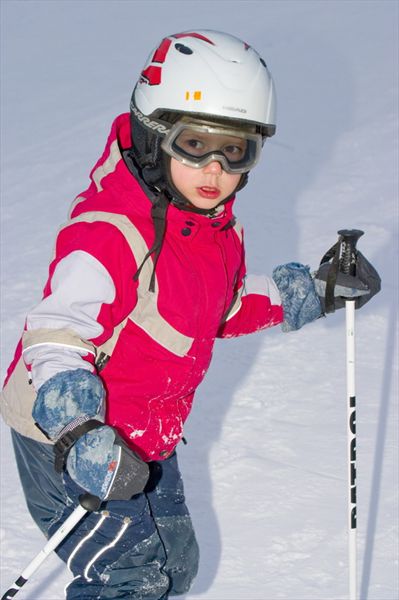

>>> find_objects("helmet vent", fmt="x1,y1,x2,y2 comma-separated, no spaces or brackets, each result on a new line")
260,58,267,68
175,43,193,55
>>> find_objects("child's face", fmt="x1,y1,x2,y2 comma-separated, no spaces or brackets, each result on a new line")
170,158,242,210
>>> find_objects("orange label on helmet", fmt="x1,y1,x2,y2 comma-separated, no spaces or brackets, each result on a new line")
185,91,202,101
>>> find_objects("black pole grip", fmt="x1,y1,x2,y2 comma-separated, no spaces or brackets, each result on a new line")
337,229,364,276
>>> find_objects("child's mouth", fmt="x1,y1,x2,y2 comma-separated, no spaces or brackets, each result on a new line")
197,186,220,200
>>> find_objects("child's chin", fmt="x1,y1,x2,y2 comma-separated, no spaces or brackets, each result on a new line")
188,195,222,210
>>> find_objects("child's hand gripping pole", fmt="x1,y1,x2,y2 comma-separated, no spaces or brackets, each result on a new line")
337,228,364,600
1,494,100,600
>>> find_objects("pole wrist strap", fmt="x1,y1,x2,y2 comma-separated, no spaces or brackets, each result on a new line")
319,237,342,314
53,419,104,473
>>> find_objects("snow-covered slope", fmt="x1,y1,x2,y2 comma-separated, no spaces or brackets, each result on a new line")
1,1,397,598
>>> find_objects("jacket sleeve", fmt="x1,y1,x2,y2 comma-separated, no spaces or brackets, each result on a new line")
22,220,138,391
217,273,284,338
217,231,284,338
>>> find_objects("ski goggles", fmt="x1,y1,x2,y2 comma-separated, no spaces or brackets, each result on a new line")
161,119,263,174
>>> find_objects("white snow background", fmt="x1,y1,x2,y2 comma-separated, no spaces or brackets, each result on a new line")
0,1,398,599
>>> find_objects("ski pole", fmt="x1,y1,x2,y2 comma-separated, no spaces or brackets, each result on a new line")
1,493,100,600
337,228,364,600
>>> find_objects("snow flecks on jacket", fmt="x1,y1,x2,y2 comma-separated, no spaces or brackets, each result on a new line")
128,428,147,440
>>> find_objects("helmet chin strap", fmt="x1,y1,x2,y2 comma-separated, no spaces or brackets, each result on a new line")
167,185,240,216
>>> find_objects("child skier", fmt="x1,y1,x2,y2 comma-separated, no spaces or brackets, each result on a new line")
1,30,380,599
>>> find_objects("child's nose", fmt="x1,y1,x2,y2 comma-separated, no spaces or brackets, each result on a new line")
203,160,223,175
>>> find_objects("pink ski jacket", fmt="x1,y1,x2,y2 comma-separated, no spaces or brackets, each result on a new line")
1,113,283,461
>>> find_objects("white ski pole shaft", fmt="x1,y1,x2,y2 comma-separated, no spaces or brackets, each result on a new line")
1,504,86,599
0,492,100,600
337,228,363,600
346,299,357,600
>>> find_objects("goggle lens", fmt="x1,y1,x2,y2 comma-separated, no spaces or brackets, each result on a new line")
161,121,262,173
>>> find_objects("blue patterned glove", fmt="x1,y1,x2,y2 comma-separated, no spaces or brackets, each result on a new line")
32,368,149,501
272,262,322,332
32,368,105,439
67,426,150,501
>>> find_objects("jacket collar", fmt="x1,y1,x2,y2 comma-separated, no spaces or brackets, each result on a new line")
87,113,237,232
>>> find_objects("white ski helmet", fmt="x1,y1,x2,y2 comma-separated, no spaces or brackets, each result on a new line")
132,29,276,137
125,31,277,287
